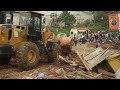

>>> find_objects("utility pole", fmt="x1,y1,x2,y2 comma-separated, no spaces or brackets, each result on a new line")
76,14,79,25
92,11,96,26
56,11,58,28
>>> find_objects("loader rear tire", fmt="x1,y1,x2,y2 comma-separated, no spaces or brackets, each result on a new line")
48,43,62,63
15,42,40,70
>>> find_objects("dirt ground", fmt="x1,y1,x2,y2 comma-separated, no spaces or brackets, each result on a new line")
0,42,118,79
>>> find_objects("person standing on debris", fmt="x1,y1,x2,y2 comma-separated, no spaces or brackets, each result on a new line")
82,35,86,44
73,34,77,46
91,32,94,42
88,33,91,43
96,40,101,48
94,32,98,42
96,37,102,48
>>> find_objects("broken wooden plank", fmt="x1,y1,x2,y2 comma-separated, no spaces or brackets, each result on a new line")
90,49,112,69
102,75,115,79
82,47,113,70
58,55,75,65
67,71,77,75
83,46,86,57
98,69,115,77
86,52,103,61
75,50,91,71
77,70,102,79
91,73,102,79
79,66,86,69
93,47,110,63
63,75,69,79
84,47,104,61
81,55,92,71
84,49,96,57
76,71,96,79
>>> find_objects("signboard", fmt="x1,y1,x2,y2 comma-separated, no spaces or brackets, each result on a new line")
109,14,119,30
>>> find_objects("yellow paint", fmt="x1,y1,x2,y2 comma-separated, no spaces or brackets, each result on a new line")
9,37,25,49
107,54,120,72
0,25,27,50
2,37,4,41
42,26,55,47
108,59,120,72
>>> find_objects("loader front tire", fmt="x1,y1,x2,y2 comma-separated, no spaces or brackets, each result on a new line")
48,43,62,63
15,42,40,70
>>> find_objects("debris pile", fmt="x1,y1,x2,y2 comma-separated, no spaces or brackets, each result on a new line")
54,47,120,79
22,47,120,79
59,50,85,67
6,45,120,79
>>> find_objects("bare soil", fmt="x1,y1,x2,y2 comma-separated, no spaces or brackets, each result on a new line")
0,42,118,79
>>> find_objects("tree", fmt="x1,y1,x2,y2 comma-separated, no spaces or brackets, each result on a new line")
57,11,76,28
50,13,58,28
50,18,58,27
91,11,120,28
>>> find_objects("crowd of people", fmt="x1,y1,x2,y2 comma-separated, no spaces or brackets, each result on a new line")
72,31,117,48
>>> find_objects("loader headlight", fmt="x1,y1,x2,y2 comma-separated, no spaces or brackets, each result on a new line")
11,46,14,50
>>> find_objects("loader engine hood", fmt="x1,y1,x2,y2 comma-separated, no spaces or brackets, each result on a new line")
0,24,27,45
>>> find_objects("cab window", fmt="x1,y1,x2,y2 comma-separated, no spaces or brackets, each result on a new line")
34,17,40,28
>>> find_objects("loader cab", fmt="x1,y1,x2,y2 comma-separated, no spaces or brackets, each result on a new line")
5,11,44,43
27,12,44,42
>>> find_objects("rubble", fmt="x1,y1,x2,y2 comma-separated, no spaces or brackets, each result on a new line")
54,46,119,79
79,47,113,71
56,68,66,76
36,72,47,79
48,68,58,75
97,69,115,79
0,42,119,79
24,77,33,79
115,68,120,79
98,69,114,77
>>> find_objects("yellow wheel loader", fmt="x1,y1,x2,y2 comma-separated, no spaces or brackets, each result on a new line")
0,11,73,70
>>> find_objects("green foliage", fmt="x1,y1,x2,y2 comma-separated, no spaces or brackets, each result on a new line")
94,11,109,28
47,26,70,36
50,18,58,28
57,11,76,28
57,28,70,36
74,11,120,33
50,13,59,28
93,11,120,28
49,11,120,38
89,25,105,31
76,75,85,79
75,20,109,32
110,30,119,36
75,20,92,27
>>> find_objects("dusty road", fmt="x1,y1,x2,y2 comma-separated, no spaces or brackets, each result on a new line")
0,43,118,79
